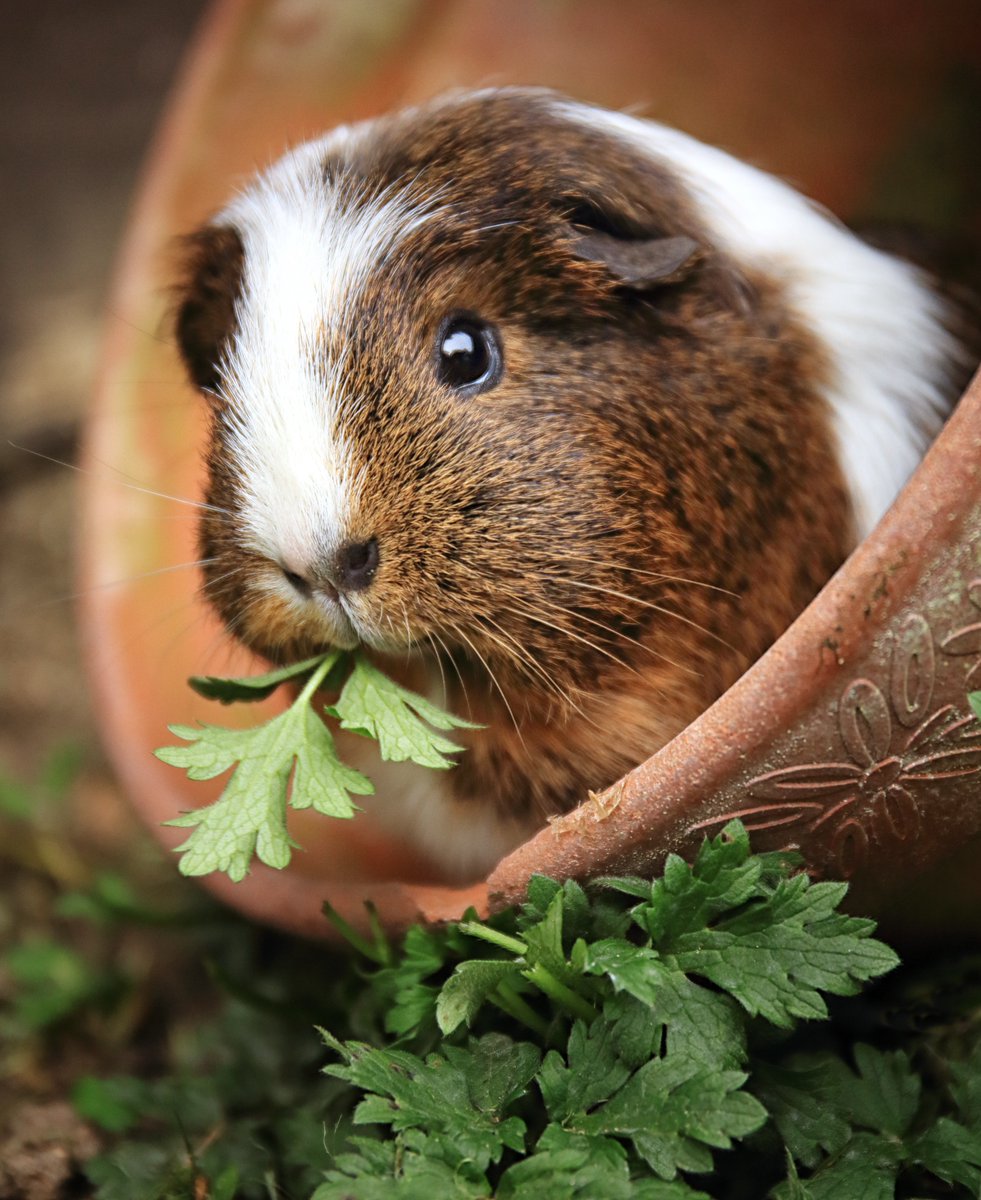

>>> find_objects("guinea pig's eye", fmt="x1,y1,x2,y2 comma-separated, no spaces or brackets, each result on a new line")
436,316,502,393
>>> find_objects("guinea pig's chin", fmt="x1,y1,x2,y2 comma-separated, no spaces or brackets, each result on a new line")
304,604,361,653
250,587,362,656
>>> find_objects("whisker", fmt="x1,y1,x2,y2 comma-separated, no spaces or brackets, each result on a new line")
556,578,736,652
500,603,640,678
448,621,524,742
104,304,175,349
475,610,589,716
7,441,231,516
30,558,217,611
500,587,694,678
399,601,416,670
424,631,449,707
428,626,473,720
555,552,739,598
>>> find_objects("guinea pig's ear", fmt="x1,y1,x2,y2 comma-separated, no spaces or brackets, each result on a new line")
562,198,700,290
173,224,244,396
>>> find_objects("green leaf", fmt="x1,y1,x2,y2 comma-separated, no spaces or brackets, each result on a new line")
72,1077,142,1134
313,1132,490,1198
209,1166,240,1200
82,1144,177,1200
381,925,444,1036
522,877,603,945
969,689,981,722
576,1055,766,1180
754,1059,853,1168
323,1033,538,1173
949,1039,981,1128
437,959,524,1034
670,875,899,1027
496,1126,634,1199
629,1183,714,1199
189,651,339,703
3,939,124,1029
793,1133,901,1200
583,940,745,1068
537,1017,632,1124
774,1151,814,1200
836,1044,920,1137
908,1116,981,1191
329,652,480,768
522,888,569,974
632,822,766,944
0,768,31,818
447,1034,541,1114
762,1043,981,1196
158,697,372,881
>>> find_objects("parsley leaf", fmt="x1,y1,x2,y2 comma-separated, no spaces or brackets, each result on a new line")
582,941,746,1069
320,823,915,1195
576,1055,766,1179
322,1031,539,1174
159,649,481,880
188,652,337,704
328,652,480,768
762,1043,981,1196
669,874,899,1027
495,1127,634,1199
158,653,373,880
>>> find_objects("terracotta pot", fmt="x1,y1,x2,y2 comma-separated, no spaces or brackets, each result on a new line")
80,0,981,943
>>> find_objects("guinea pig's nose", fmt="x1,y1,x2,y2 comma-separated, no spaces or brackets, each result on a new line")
333,537,379,593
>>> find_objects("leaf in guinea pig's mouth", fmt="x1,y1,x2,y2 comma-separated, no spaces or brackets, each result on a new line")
188,652,344,704
327,654,482,770
155,650,481,882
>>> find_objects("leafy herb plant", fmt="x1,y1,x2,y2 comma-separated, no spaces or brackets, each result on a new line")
69,820,981,1198
314,820,981,1199
155,651,478,881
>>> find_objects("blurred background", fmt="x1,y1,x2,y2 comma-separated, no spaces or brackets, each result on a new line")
1,0,206,776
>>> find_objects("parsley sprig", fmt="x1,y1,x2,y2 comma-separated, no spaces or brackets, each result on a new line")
312,822,981,1198
62,814,981,1197
155,651,479,881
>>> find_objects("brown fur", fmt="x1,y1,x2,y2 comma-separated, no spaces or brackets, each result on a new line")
174,226,244,396
179,91,861,830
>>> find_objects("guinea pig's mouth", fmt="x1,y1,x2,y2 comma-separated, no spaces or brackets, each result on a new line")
313,596,361,652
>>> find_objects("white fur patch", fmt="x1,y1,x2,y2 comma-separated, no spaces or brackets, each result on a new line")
216,130,437,573
559,100,964,540
350,744,535,880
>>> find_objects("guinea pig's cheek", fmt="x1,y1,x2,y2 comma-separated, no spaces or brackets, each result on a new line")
229,579,299,649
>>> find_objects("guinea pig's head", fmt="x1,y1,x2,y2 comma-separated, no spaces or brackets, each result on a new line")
174,89,849,712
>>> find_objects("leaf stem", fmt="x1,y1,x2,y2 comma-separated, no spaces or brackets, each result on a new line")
523,964,597,1023
297,651,344,707
364,900,392,967
458,921,527,956
322,900,387,964
489,979,550,1038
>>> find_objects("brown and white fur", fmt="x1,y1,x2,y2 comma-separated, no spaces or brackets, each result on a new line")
175,89,976,880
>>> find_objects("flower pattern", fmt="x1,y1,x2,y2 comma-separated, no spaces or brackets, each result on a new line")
940,578,981,690
687,589,981,878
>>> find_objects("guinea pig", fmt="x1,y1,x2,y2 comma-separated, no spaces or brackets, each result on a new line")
174,88,978,880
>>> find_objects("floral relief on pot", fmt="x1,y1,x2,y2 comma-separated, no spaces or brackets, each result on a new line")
686,577,981,880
